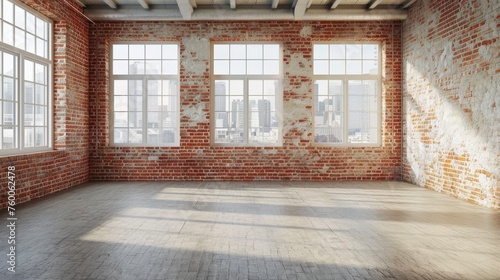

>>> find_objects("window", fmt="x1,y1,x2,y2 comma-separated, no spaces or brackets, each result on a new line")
111,43,179,146
1,0,52,155
313,43,381,145
212,43,282,146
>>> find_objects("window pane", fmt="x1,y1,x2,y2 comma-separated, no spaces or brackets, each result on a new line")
264,44,279,59
363,60,378,74
36,17,46,39
129,80,142,95
129,128,142,143
214,80,229,113
263,60,279,75
128,96,142,111
24,127,34,147
363,44,378,59
15,27,25,50
330,60,345,75
346,44,361,59
315,126,343,143
247,45,262,59
113,60,128,75
146,45,161,59
230,44,246,59
314,79,343,144
230,60,246,75
3,53,15,77
330,45,345,59
314,44,329,59
145,60,161,75
148,95,161,110
128,112,142,128
313,60,328,75
329,80,343,96
3,128,16,148
147,112,160,128
114,112,127,127
113,45,128,59
35,85,45,105
263,80,277,96
348,80,378,144
35,37,45,57
214,60,229,75
247,60,262,75
147,128,160,143
3,23,14,46
314,80,328,95
14,5,25,29
214,79,245,144
163,80,177,96
129,60,144,74
34,127,45,146
230,80,244,95
162,60,178,75
26,33,35,54
147,80,160,95
34,105,44,125
214,44,229,59
24,104,35,126
3,77,15,100
25,60,34,81
114,80,127,94
3,101,15,125
114,96,127,111
26,12,36,34
129,44,144,59
162,45,178,59
249,80,263,95
35,63,45,84
161,128,176,144
248,79,279,145
25,82,34,103
346,60,362,74
114,128,128,143
3,0,13,23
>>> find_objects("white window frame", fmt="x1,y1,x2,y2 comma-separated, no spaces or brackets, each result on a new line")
211,42,283,147
313,42,382,147
110,42,180,147
0,0,53,156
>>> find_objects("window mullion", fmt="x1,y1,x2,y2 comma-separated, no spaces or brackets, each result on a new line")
18,53,24,150
244,78,249,144
343,78,348,144
142,77,148,144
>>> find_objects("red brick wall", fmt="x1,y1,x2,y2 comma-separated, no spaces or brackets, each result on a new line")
89,21,402,181
402,0,499,209
0,0,89,209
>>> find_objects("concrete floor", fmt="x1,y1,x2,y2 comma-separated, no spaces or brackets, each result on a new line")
1,181,499,280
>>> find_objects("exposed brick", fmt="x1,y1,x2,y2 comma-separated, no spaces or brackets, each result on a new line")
402,0,499,209
88,21,402,182
6,0,496,211
0,0,89,209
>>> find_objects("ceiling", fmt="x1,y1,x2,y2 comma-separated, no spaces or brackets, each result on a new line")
76,0,417,21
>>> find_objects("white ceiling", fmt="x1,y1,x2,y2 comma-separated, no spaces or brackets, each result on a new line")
77,0,417,21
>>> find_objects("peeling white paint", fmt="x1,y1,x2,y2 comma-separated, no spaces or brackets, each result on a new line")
403,0,499,209
299,25,312,38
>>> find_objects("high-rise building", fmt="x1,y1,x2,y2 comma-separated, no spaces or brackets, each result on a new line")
231,99,244,130
258,99,271,132
215,82,229,127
